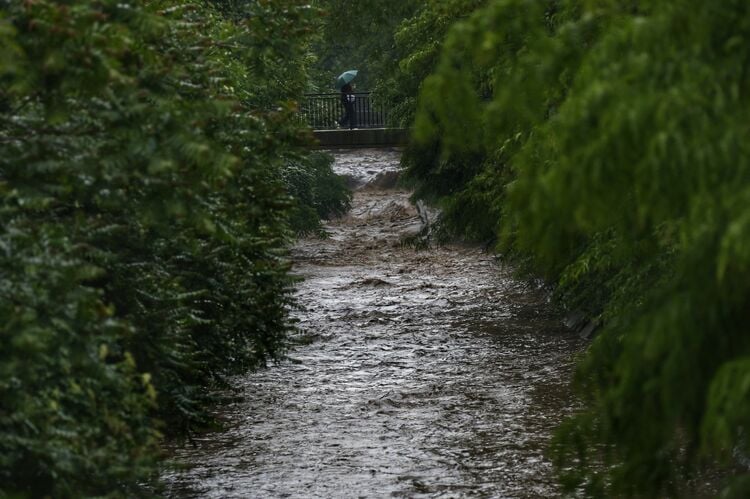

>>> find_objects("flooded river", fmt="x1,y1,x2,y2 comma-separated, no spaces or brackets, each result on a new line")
162,149,583,498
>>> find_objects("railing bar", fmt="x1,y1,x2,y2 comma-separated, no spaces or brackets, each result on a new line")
300,92,391,130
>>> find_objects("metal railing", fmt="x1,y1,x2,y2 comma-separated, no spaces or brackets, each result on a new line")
301,92,386,130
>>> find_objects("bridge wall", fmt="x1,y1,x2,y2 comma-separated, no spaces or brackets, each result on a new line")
312,128,410,149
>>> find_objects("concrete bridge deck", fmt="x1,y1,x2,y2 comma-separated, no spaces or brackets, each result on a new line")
312,128,409,149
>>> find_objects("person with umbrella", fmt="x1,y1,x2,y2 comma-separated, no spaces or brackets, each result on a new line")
336,70,357,129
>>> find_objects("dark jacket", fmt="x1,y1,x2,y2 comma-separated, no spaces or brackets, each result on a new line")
340,84,354,105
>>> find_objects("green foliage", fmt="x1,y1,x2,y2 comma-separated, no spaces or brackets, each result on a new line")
375,0,488,127
0,0,345,495
0,225,158,497
308,0,419,92
399,0,536,241
400,0,750,495
283,151,352,235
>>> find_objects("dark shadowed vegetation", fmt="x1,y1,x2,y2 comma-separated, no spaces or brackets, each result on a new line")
0,0,348,496
307,0,419,93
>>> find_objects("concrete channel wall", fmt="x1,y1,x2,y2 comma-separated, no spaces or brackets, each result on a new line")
312,128,410,149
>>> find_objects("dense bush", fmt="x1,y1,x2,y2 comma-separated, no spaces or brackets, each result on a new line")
0,0,347,495
395,0,750,495
283,151,351,235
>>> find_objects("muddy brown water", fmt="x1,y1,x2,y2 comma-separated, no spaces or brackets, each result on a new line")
161,149,584,498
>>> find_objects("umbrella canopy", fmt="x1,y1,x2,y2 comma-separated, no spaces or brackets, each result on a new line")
335,69,358,89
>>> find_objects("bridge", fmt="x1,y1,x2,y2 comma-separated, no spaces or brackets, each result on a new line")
301,92,409,148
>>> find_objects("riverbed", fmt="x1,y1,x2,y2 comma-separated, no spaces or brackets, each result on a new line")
161,148,583,498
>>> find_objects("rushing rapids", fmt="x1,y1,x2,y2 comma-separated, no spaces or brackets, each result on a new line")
162,149,583,498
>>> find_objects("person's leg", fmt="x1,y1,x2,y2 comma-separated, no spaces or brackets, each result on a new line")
346,102,355,129
338,108,348,127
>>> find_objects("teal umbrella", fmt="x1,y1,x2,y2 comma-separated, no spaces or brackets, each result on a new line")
335,69,358,89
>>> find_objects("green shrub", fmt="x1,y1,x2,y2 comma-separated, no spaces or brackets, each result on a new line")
0,0,344,495
283,151,351,235
399,0,750,495
0,224,158,496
